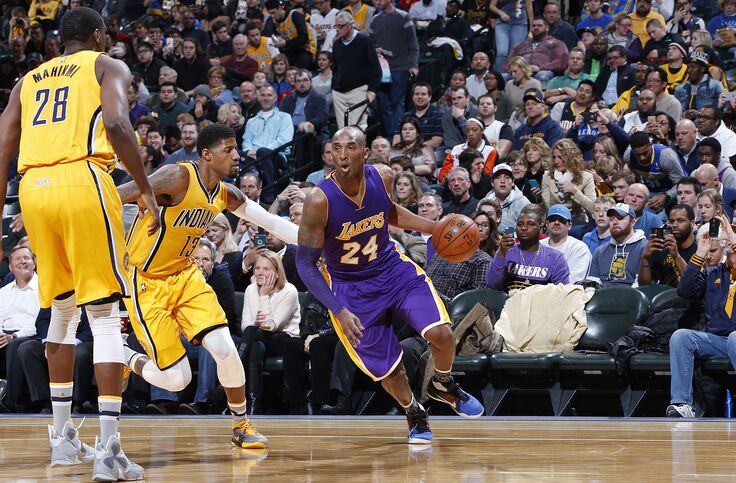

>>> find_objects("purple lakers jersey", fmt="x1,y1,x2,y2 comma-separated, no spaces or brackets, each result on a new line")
318,165,399,281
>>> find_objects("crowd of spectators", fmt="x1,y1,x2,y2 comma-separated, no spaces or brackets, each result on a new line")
4,0,736,417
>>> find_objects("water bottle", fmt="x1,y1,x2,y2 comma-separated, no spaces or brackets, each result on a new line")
726,389,733,418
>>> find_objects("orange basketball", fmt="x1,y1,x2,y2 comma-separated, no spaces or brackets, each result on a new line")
431,214,480,263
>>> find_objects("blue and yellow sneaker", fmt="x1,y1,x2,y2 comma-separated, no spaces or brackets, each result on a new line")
427,376,483,418
232,419,268,449
406,403,432,444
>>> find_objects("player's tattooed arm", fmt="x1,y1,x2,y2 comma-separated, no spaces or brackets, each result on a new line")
118,164,188,205
298,189,328,248
375,158,436,235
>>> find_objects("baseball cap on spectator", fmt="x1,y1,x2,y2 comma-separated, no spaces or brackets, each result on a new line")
522,89,545,104
688,50,710,68
491,163,513,179
546,205,572,222
192,84,212,100
576,26,595,38
607,203,636,218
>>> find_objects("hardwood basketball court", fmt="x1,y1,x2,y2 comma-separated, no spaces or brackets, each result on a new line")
1,416,735,481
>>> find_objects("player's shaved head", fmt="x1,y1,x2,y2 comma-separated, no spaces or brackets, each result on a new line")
61,7,105,43
332,126,366,148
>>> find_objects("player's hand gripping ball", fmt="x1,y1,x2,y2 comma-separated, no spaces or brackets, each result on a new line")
432,214,480,262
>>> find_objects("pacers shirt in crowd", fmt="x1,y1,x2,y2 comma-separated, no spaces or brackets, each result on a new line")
487,244,570,292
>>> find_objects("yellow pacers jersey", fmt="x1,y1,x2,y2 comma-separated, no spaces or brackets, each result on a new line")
277,10,316,57
127,162,228,276
248,37,274,72
18,50,115,174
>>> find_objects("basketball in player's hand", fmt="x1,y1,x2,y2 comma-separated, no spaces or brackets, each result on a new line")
432,214,480,263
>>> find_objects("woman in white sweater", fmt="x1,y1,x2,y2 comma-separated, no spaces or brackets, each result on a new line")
240,250,301,414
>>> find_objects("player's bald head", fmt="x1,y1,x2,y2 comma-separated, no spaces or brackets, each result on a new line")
332,126,366,148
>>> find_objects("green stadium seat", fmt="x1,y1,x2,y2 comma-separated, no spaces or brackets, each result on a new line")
6,182,18,203
638,284,675,303
650,288,679,308
555,286,650,416
448,288,507,323
447,289,507,415
627,352,670,416
234,291,244,320
2,216,12,235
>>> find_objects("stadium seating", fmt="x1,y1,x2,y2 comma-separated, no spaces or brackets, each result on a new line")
447,289,507,413
638,284,676,303
555,287,650,416
650,288,679,308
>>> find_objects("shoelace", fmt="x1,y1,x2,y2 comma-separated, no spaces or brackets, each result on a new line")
406,407,430,433
236,420,260,434
445,381,469,402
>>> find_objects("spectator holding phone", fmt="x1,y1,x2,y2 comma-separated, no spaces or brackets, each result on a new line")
695,188,725,229
638,203,698,287
487,204,570,292
521,138,552,202
205,213,244,289
667,214,736,419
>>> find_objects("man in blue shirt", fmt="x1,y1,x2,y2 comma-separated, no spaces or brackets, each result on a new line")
242,85,294,204
576,0,613,34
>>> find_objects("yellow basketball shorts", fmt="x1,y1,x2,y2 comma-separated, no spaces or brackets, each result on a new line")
20,161,130,308
125,264,228,370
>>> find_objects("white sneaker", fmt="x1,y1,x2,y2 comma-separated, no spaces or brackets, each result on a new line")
92,434,144,482
666,403,695,418
49,420,95,466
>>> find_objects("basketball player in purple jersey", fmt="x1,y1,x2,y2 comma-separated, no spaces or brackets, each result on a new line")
296,127,483,444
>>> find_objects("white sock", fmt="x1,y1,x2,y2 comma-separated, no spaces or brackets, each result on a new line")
50,382,73,435
98,396,121,447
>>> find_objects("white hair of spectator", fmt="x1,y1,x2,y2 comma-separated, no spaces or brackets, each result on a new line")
160,66,178,81
448,166,470,180
335,10,355,25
